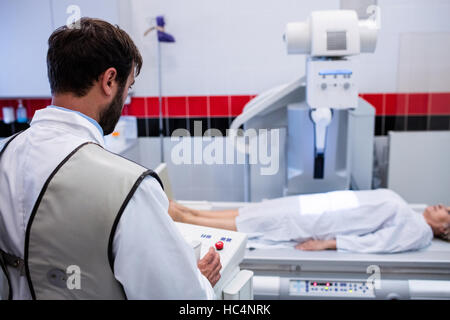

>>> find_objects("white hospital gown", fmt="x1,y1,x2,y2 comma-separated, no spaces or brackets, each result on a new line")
236,189,433,253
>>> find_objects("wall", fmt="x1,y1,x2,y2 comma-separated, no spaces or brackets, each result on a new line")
1,0,449,202
387,131,450,205
0,0,120,135
0,0,119,98
0,0,54,97
1,0,449,138
119,0,450,136
119,0,339,97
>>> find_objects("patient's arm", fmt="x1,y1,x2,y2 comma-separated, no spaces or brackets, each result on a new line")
295,239,337,251
168,200,238,231
169,201,239,220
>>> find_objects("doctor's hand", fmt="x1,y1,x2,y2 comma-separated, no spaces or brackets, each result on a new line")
295,239,337,251
198,247,222,287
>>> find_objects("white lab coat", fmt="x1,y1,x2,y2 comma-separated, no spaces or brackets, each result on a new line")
0,106,214,300
236,189,433,253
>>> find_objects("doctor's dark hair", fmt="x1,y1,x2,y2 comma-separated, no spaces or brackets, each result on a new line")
47,17,142,97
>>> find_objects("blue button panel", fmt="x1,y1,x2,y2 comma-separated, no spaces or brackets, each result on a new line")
318,69,353,76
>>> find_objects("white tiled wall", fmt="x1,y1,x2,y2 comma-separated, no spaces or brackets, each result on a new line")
365,0,450,93
0,0,120,98
0,0,54,97
119,0,340,97
118,0,450,96
2,0,450,97
397,33,450,92
387,131,450,204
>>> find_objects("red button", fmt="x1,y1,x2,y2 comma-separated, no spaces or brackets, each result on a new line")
215,241,224,250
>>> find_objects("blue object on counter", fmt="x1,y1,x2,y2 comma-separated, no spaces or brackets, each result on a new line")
16,100,28,123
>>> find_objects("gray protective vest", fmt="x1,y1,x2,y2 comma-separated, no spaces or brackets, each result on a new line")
0,133,163,300
0,132,24,300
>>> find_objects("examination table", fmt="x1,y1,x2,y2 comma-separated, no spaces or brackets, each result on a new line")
180,200,450,300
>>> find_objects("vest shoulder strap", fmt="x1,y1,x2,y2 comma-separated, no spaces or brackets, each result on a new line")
0,130,26,158
0,130,27,300
0,250,12,300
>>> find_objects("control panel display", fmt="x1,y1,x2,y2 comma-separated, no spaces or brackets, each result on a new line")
289,280,375,298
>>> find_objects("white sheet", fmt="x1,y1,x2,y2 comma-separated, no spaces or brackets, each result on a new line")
236,189,434,254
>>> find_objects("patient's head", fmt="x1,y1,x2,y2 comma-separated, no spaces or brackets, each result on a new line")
423,205,450,241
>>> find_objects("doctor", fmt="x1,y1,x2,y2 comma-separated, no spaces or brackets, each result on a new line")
0,18,220,300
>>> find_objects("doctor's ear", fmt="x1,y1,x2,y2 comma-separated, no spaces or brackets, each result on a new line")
100,68,118,96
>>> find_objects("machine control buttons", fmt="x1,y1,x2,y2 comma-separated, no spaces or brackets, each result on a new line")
318,69,353,76
321,83,327,90
343,82,350,90
215,241,224,250
289,280,375,297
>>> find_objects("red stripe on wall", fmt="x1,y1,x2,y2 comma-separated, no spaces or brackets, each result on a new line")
1,93,450,120
431,93,450,114
384,93,408,116
408,93,430,115
188,96,208,117
0,99,52,120
359,93,385,115
209,96,230,117
359,92,450,116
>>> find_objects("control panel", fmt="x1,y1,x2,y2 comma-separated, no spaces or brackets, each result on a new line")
289,280,375,298
175,222,248,279
306,58,358,110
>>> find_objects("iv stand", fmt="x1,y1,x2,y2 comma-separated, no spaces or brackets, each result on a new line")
156,37,165,163
144,16,175,164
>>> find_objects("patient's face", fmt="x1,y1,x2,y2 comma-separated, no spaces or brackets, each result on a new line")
424,205,450,235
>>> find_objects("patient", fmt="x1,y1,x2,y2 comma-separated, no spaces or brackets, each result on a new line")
168,189,450,254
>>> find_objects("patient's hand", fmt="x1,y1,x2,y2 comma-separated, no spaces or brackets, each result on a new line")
295,239,337,251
